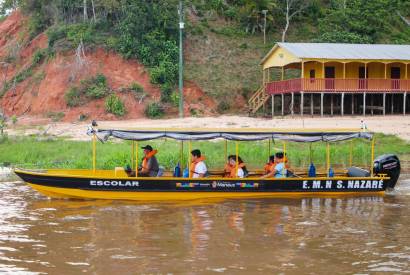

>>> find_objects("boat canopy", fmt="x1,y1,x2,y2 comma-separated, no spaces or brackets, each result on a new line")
94,128,373,142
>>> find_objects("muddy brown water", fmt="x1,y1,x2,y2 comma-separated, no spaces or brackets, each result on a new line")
1,175,410,274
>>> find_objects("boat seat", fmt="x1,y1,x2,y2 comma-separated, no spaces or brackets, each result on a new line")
115,167,128,177
347,167,370,177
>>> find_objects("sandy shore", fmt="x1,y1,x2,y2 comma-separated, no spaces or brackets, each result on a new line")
6,115,410,141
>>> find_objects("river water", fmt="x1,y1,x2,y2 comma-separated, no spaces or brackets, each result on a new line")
1,176,410,274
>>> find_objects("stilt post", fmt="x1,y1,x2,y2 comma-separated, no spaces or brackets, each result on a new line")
310,93,313,116
351,94,354,115
330,94,334,116
363,93,366,116
271,95,274,118
383,93,386,116
391,94,394,114
404,92,407,115
291,92,294,117
320,93,324,117
281,94,284,117
341,93,344,116
301,92,304,116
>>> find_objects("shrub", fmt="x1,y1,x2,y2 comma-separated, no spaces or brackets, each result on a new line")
47,112,65,122
47,25,68,48
66,23,95,45
130,82,144,94
65,87,82,107
170,91,180,108
105,94,125,116
217,101,230,113
160,83,173,103
82,74,109,99
11,115,17,125
144,102,164,119
32,49,47,65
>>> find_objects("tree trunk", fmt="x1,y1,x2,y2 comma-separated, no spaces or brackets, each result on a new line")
282,0,290,42
91,0,96,22
83,0,88,21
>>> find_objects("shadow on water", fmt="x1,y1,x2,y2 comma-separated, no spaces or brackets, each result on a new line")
0,175,410,273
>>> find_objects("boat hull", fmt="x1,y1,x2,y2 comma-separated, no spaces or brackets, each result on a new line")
15,169,389,201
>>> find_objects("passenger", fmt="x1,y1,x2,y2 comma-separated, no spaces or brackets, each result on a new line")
190,149,207,178
225,155,248,178
261,152,287,178
263,155,276,175
139,145,159,177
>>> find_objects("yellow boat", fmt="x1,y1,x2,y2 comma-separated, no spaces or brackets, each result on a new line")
14,124,401,201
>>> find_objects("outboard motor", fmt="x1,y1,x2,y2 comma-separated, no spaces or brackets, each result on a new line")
373,154,401,189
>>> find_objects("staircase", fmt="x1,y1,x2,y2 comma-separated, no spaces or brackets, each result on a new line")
248,86,270,114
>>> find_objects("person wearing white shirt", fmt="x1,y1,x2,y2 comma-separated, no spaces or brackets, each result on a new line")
190,149,207,178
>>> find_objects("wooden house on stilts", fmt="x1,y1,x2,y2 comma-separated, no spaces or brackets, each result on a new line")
249,43,410,116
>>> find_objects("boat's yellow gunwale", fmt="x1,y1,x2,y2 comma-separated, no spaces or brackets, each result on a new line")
15,168,390,181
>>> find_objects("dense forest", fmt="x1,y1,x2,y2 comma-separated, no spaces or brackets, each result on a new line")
1,0,410,116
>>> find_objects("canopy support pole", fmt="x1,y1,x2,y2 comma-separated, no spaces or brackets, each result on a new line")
268,139,271,160
349,140,353,167
326,142,330,176
224,140,228,161
188,141,192,178
283,141,286,177
235,141,239,178
92,133,96,173
371,137,375,176
180,141,184,169
135,141,138,177
131,141,135,170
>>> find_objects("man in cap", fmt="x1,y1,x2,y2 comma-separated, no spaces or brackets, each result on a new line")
139,145,159,177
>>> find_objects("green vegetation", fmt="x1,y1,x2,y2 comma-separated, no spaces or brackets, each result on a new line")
0,134,409,172
1,0,409,113
46,111,65,122
64,73,110,107
105,94,125,116
144,102,164,119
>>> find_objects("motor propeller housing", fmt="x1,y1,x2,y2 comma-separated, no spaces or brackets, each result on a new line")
373,154,401,189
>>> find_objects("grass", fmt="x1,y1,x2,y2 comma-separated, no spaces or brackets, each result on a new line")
0,133,409,172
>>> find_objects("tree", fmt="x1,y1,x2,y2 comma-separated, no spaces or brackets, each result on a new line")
280,0,310,42
238,0,276,34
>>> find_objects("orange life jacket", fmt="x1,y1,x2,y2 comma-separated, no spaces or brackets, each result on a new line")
142,150,158,170
190,156,206,175
264,163,276,174
225,162,246,178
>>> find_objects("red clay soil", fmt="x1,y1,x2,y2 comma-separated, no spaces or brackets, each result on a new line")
0,11,215,122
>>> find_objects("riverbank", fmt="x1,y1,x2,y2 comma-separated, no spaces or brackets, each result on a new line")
6,115,410,141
